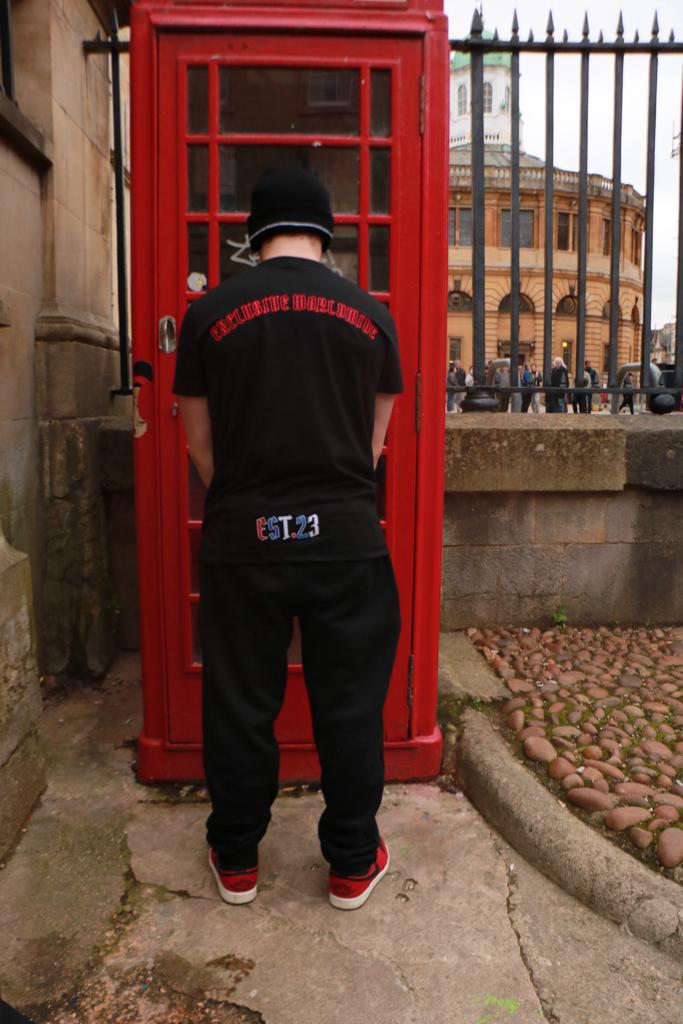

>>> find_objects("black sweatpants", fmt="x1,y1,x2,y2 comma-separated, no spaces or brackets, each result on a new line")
199,555,401,875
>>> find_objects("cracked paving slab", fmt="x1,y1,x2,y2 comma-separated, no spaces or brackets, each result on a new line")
121,785,545,1024
0,675,144,1008
493,834,683,1024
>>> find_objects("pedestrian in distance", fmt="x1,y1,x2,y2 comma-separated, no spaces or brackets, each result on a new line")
619,371,635,414
173,167,402,912
453,360,466,411
520,362,535,413
494,361,511,412
571,370,587,415
548,357,569,413
530,362,542,413
584,360,599,413
446,362,457,412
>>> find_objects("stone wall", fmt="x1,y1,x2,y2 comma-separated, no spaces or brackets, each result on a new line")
442,416,683,629
4,0,131,676
0,528,45,861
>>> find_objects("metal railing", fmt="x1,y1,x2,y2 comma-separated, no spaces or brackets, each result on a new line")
450,9,683,413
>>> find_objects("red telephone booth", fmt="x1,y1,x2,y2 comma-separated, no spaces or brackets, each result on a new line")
131,0,448,782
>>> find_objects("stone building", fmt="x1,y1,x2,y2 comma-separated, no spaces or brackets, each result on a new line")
0,0,131,858
652,320,676,364
447,49,645,381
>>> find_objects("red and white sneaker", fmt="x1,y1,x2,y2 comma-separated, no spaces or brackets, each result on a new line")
328,838,390,911
208,849,258,905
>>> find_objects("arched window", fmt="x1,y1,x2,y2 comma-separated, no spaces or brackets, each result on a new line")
602,300,622,320
457,84,467,117
498,292,534,313
556,295,577,316
448,289,473,311
504,86,510,109
631,300,640,326
483,82,493,114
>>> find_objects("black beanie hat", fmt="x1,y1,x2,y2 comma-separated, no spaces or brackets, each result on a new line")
247,167,334,252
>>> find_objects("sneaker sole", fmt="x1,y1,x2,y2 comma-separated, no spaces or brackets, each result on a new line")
208,851,257,905
328,846,390,911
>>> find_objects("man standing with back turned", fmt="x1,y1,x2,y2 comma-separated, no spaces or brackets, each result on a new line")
172,167,403,911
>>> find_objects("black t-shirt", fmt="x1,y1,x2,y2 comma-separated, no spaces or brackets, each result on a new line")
172,256,403,563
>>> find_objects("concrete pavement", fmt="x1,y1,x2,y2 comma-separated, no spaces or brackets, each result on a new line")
0,654,682,1023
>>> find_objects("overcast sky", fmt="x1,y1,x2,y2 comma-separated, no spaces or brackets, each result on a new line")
445,1,683,328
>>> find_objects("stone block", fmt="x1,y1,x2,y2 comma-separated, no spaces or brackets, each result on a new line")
438,631,507,701
39,419,116,676
36,338,118,420
99,420,134,492
604,490,639,544
0,730,45,862
52,5,86,130
84,50,111,156
53,202,86,310
441,590,560,630
625,416,683,490
533,493,607,545
443,492,534,546
601,488,683,545
560,541,683,624
107,506,140,651
0,161,42,297
560,543,628,621
0,417,39,517
84,225,113,321
0,291,41,423
84,136,110,239
12,0,54,136
0,529,45,860
442,543,564,600
445,415,626,492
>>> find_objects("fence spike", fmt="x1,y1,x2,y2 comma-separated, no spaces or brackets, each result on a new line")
512,9,519,36
582,12,590,38
546,11,555,36
634,28,640,43
528,28,534,42
563,29,568,42
470,7,483,35
493,28,499,42
598,30,604,43
617,11,624,37
651,12,659,38
669,29,675,42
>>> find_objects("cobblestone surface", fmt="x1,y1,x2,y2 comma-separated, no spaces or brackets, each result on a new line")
469,624,683,878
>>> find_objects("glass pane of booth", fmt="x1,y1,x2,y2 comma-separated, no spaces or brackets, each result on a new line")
187,145,208,211
370,148,391,214
220,223,258,282
219,67,360,136
325,224,358,283
187,223,208,291
370,70,391,138
370,225,390,292
187,67,209,134
219,145,359,213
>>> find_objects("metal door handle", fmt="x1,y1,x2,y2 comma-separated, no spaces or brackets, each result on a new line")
158,315,176,354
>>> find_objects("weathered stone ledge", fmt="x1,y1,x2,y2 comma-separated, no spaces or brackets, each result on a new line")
445,414,683,492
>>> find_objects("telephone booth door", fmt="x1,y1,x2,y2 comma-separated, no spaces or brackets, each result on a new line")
133,7,447,783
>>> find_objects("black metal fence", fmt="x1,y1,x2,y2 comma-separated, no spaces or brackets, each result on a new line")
449,9,683,413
